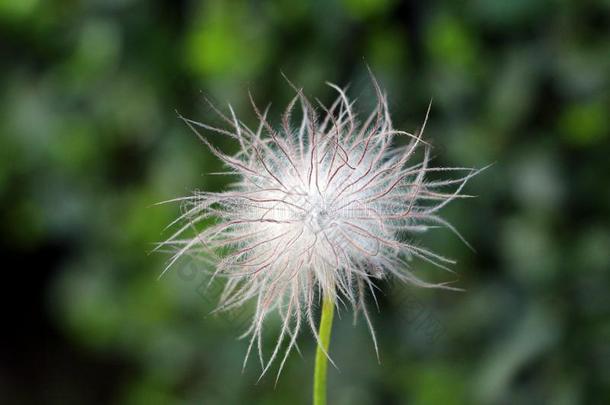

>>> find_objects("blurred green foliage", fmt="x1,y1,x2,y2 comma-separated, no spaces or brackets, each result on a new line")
1,0,609,404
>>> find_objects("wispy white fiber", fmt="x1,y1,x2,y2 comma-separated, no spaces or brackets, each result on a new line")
159,73,482,379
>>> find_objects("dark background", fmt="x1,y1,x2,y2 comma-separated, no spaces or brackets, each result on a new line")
1,0,609,404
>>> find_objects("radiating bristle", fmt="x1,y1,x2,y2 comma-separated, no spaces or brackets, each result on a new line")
161,75,480,379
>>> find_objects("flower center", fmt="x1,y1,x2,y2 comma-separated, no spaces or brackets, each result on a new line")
304,202,332,235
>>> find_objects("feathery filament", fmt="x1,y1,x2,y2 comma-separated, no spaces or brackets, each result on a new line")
161,75,480,379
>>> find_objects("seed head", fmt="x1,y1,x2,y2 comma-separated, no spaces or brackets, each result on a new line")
160,74,481,379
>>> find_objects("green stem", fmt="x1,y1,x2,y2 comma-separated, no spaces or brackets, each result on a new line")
313,296,335,405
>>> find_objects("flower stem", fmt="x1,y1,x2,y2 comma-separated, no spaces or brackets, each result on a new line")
313,296,334,405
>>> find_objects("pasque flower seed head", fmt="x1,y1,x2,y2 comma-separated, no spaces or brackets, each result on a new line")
160,74,482,379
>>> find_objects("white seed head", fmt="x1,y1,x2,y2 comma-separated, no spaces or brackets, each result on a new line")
160,74,481,379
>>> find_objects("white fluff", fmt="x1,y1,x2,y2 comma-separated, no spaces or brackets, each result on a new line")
160,74,481,379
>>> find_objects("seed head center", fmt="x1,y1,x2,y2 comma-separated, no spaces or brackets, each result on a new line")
304,201,332,234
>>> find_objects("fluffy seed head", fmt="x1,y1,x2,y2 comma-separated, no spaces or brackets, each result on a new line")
160,74,481,379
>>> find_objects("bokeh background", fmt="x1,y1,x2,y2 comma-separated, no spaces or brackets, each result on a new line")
2,0,609,404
